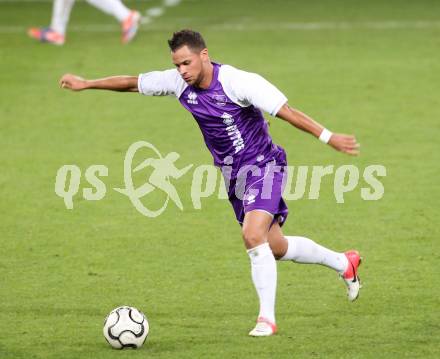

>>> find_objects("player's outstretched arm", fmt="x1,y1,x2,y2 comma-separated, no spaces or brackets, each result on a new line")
59,74,139,92
276,103,360,156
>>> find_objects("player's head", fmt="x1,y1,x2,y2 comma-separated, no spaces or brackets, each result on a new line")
168,29,209,87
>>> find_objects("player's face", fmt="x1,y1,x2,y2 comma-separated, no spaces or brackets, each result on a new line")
172,45,208,87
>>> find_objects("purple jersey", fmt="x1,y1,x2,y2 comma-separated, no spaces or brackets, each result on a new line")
138,63,288,178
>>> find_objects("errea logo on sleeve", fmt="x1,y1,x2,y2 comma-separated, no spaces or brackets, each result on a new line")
187,91,198,104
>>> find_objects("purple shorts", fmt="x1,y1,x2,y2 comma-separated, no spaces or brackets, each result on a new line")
225,151,289,226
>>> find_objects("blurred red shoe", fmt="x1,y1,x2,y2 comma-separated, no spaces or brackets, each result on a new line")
28,27,65,45
121,10,141,44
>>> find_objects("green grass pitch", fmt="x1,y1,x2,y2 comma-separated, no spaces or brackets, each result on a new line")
1,0,439,358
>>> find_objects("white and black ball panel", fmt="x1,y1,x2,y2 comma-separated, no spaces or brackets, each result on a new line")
103,306,149,349
129,307,145,323
119,331,138,347
110,308,143,337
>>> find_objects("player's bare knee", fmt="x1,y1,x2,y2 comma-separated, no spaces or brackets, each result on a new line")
242,228,265,249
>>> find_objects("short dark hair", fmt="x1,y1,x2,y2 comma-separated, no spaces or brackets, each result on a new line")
168,29,206,52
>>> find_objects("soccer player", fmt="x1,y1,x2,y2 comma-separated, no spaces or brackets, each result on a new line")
28,0,140,45
59,29,362,337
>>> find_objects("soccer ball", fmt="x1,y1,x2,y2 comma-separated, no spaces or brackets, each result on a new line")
103,306,149,349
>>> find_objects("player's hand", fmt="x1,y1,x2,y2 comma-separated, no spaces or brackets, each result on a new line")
59,73,87,91
328,134,360,156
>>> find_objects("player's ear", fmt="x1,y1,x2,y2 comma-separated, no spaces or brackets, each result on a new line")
200,48,209,60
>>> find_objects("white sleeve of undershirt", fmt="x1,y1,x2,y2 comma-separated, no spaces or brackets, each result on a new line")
218,64,288,116
137,69,188,97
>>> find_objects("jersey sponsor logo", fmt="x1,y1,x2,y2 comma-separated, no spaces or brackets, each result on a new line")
221,112,245,154
187,91,198,105
221,112,234,126
212,94,227,106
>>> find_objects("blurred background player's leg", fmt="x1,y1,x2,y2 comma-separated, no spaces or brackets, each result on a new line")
51,0,75,36
28,0,75,45
86,0,129,22
28,0,140,45
85,0,140,43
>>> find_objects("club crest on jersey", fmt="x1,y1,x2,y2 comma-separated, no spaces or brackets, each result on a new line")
212,94,227,106
221,112,234,126
187,91,198,105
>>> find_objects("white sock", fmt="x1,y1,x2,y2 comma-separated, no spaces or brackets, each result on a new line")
280,236,348,273
247,242,277,324
50,0,76,35
86,0,131,22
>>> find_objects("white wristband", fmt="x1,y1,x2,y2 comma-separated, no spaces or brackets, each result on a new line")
319,128,333,144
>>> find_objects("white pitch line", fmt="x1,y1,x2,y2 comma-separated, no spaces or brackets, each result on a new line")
218,20,440,31
163,0,181,6
1,20,440,34
146,7,165,17
142,0,181,25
